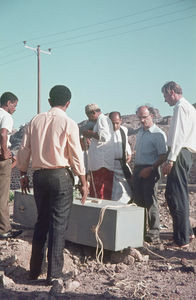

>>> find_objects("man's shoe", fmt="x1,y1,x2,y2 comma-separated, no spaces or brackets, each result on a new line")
166,242,189,250
0,229,23,240
145,235,161,245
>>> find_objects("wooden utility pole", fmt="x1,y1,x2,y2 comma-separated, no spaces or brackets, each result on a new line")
23,42,51,114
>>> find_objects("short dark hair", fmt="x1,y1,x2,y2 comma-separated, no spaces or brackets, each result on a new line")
161,81,182,95
49,85,71,107
109,111,121,119
0,92,18,107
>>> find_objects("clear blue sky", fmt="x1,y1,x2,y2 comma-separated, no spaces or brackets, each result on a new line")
0,0,196,129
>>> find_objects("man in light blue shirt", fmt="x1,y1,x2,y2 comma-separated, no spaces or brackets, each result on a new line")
133,106,167,244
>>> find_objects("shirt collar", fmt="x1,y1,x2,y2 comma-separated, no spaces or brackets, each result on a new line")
49,107,67,116
142,123,156,133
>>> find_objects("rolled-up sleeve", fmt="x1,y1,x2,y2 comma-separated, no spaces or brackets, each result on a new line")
67,122,85,176
97,116,112,142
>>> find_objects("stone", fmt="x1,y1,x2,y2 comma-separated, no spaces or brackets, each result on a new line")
0,272,15,288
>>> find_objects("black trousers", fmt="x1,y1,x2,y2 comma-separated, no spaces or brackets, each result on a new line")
30,168,73,279
132,165,160,237
165,148,193,246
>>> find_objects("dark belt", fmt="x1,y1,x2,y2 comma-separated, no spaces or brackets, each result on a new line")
34,167,74,185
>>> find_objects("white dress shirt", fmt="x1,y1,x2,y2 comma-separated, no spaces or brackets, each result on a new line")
87,113,114,171
167,97,196,161
114,126,132,160
112,126,132,203
0,108,13,147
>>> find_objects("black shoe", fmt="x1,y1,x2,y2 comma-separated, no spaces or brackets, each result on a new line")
46,277,59,285
145,235,161,245
0,229,23,240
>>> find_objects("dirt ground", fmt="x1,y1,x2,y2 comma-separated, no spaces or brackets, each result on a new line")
0,188,195,300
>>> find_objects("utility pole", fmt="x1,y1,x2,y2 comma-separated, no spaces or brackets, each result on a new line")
23,41,51,114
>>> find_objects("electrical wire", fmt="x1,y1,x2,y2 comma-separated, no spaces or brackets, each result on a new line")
0,53,35,67
26,0,185,43
52,13,196,50
40,5,195,47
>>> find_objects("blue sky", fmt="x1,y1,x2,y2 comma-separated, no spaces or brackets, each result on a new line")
0,0,196,129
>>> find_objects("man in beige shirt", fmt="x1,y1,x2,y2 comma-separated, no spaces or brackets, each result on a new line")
17,85,88,284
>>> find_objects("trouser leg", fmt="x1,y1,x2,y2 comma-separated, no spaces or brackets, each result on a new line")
90,168,113,200
165,149,192,246
133,166,160,237
30,168,73,279
0,159,12,234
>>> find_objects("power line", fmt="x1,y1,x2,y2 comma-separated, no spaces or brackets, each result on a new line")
0,1,192,61
52,13,196,50
0,53,34,66
40,5,195,47
0,49,27,60
20,0,185,43
0,9,194,66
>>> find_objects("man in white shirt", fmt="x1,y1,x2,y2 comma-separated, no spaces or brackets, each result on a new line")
109,111,132,203
162,81,196,249
0,92,22,239
82,104,114,200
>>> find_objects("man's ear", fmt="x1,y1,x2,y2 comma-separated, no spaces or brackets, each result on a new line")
48,98,52,106
65,100,70,110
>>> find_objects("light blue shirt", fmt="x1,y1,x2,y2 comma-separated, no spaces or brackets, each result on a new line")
134,124,167,165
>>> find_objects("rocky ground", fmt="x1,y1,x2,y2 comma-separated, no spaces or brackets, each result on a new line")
0,188,196,300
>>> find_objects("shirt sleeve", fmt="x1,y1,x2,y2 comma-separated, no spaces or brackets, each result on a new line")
0,114,13,133
16,124,31,172
67,122,85,176
168,105,188,161
97,116,112,142
124,127,132,155
155,132,167,155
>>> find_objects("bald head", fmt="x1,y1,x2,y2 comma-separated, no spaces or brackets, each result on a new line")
109,111,122,131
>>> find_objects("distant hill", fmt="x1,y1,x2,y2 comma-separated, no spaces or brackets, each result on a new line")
11,108,170,152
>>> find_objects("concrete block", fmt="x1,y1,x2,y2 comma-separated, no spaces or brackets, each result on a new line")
66,198,144,251
13,191,144,251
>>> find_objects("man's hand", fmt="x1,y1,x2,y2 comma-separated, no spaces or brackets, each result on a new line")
139,166,153,179
1,149,12,160
11,155,17,168
162,161,174,176
20,175,30,195
82,130,99,140
126,155,131,164
78,182,89,205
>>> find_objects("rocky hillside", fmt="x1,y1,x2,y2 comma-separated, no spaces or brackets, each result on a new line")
10,108,196,189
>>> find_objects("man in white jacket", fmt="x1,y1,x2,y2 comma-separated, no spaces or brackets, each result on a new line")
82,104,114,200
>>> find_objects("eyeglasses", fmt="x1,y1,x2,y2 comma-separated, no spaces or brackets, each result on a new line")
137,114,150,120
88,110,96,115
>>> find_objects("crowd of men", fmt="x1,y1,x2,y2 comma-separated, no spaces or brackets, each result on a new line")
0,81,196,285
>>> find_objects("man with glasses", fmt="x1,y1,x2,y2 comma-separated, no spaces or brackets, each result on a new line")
82,104,114,200
162,81,196,249
132,106,167,244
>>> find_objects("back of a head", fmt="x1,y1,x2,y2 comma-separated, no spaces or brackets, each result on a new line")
49,85,71,107
161,81,182,95
109,111,121,120
0,92,18,107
